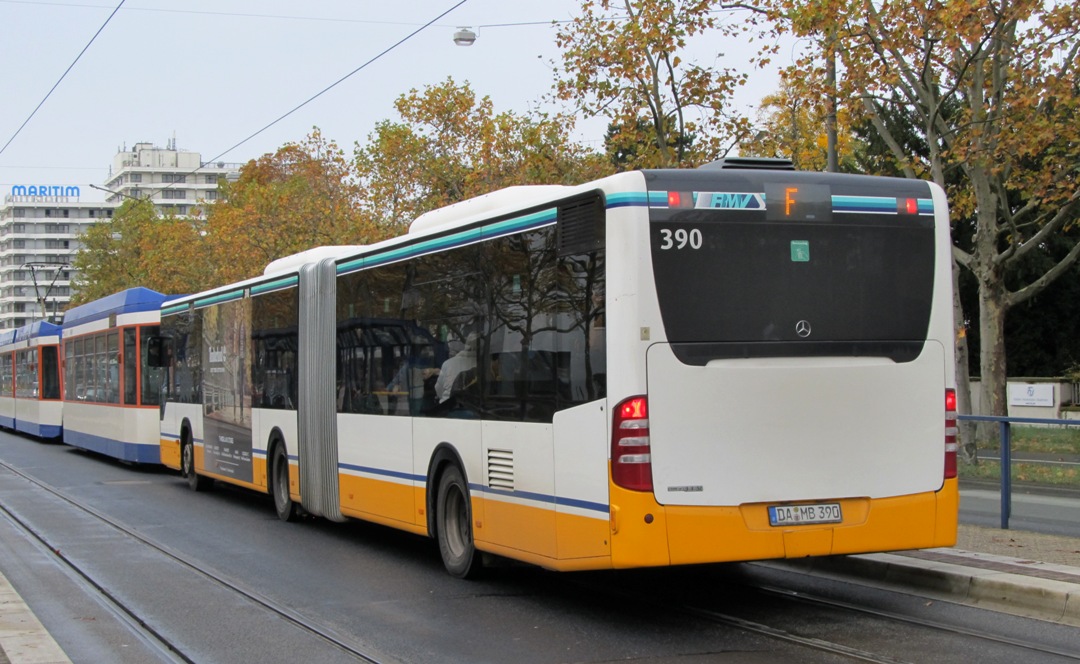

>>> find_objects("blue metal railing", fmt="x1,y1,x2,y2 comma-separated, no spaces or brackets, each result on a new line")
958,414,1080,529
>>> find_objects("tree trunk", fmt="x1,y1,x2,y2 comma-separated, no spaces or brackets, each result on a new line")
977,277,1010,448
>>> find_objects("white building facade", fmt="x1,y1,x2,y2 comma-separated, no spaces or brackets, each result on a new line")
102,141,241,217
0,141,244,330
0,186,115,329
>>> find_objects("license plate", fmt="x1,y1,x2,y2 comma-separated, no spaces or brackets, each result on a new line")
768,502,842,526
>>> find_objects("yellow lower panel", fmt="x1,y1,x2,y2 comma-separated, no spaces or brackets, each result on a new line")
339,473,415,525
612,478,959,567
252,456,268,491
556,511,611,560
160,439,181,471
477,496,557,559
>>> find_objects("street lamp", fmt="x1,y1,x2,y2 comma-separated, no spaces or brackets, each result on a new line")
453,27,476,46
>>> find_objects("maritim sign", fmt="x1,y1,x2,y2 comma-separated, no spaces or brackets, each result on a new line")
8,185,81,202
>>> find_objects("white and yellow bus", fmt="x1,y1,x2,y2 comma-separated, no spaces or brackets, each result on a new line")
158,161,958,577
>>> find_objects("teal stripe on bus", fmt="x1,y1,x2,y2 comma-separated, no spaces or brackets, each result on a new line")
251,275,299,295
194,289,245,309
337,208,558,276
161,304,188,316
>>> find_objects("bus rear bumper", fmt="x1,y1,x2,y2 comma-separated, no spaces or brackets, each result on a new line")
610,479,959,568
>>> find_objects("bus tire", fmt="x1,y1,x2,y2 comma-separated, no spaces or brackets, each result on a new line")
182,433,211,492
271,443,299,522
435,465,482,579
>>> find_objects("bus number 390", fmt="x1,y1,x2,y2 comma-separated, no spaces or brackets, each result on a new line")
659,228,703,250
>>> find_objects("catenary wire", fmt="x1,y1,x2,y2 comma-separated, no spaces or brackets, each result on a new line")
0,0,126,159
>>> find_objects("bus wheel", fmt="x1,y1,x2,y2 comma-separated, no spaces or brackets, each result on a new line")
182,435,211,492
271,444,299,522
436,465,482,579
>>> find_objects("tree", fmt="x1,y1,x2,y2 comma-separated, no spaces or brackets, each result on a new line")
203,129,376,284
70,199,206,304
761,0,1080,454
554,0,770,168
354,78,609,232
739,71,860,171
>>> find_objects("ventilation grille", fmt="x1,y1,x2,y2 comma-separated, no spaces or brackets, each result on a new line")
698,157,796,171
557,194,605,257
487,449,514,491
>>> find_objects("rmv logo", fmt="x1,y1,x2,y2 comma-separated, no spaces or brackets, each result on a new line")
10,185,81,197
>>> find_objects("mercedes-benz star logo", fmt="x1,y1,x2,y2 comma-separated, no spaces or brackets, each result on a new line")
795,320,812,338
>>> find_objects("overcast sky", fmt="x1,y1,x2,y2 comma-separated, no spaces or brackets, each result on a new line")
0,0,783,202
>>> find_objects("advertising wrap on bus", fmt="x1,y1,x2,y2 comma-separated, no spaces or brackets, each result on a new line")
200,297,254,483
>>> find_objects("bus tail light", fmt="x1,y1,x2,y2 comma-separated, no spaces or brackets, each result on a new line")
612,396,653,492
944,389,958,479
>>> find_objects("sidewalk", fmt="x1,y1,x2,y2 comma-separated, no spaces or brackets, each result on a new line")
1,525,1078,663
0,571,70,664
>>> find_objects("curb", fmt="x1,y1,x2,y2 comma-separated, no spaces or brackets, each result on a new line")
0,572,71,664
764,550,1080,626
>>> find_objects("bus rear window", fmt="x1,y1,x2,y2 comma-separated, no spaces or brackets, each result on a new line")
649,207,935,363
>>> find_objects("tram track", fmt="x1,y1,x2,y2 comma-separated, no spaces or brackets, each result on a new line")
565,562,1080,664
751,580,1080,661
0,458,387,664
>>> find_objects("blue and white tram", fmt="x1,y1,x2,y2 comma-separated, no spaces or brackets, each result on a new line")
0,321,63,439
61,288,174,462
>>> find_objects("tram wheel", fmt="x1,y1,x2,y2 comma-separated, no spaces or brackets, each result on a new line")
436,465,483,579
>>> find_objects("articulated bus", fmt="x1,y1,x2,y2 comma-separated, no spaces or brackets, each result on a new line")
62,288,174,463
0,321,63,439
158,161,957,576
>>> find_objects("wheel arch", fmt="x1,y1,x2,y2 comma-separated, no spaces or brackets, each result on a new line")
425,442,469,539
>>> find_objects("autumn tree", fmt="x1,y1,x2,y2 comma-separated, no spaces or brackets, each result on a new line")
204,129,375,284
739,71,860,171
70,199,206,304
554,0,771,168
759,0,1080,454
354,78,609,232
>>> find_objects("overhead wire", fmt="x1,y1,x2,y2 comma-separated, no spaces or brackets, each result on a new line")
106,0,471,204
200,0,469,167
0,0,126,159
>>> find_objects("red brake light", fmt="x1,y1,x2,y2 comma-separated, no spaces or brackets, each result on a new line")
668,191,681,208
612,396,652,492
944,389,957,479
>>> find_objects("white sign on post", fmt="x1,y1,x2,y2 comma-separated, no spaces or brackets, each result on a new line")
1007,383,1055,407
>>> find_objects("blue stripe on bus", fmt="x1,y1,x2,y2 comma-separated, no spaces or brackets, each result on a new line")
336,463,608,514
64,429,162,463
251,276,299,295
475,484,609,514
339,462,423,483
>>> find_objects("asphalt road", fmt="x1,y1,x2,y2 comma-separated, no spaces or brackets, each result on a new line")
2,432,1077,664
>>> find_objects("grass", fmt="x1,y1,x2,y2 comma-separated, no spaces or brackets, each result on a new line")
960,460,1080,487
976,425,1080,455
959,425,1080,488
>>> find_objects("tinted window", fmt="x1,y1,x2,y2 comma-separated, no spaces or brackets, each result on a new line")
647,173,935,363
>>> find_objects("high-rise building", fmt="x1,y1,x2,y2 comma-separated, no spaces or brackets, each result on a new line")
101,141,242,216
0,140,244,330
0,186,115,329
